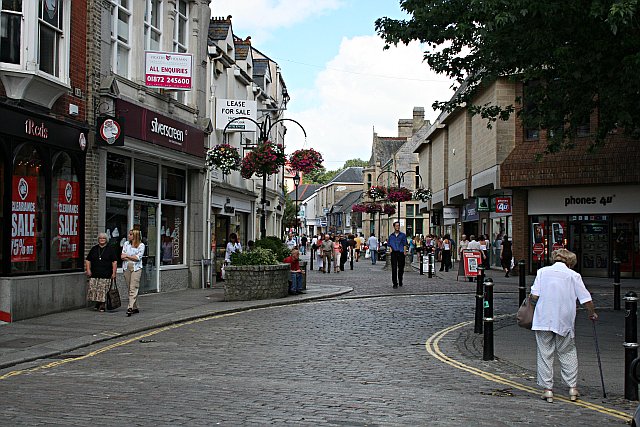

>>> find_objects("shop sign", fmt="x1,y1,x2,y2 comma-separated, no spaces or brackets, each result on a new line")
215,99,258,131
528,185,640,214
116,99,205,157
493,196,512,213
462,250,483,277
476,197,490,212
144,51,192,90
11,176,38,262
56,181,80,258
96,116,124,146
462,199,479,222
443,207,459,219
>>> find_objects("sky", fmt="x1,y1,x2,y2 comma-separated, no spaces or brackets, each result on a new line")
212,0,455,170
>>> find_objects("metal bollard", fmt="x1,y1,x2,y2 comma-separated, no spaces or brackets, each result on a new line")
625,291,639,400
428,251,434,278
614,258,621,310
420,250,424,275
350,248,354,270
310,248,314,271
474,266,485,334
518,260,526,306
483,277,495,361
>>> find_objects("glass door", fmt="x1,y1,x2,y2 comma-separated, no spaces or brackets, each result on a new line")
133,200,159,293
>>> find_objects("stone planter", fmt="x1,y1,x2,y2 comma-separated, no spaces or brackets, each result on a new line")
223,264,290,301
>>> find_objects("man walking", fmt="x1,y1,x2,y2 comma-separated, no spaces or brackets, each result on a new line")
388,221,408,288
321,234,334,273
367,232,379,265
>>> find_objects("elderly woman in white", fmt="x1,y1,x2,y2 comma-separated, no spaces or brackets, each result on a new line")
530,248,598,403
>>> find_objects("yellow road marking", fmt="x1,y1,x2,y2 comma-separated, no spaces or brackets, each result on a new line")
425,320,632,422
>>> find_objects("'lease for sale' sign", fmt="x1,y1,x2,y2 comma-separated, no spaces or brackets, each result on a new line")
11,176,38,262
57,181,80,258
144,51,192,90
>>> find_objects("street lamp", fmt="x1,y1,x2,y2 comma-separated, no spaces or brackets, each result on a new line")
377,169,425,225
293,171,301,239
223,116,306,240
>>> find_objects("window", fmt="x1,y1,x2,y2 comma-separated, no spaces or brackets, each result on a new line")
160,205,184,265
109,0,131,77
38,0,63,76
0,146,4,266
173,0,188,104
105,198,129,267
50,152,81,270
106,153,130,194
367,174,372,190
134,160,158,198
415,166,420,188
407,204,414,217
1,0,22,64
144,0,162,51
162,166,185,201
12,144,46,273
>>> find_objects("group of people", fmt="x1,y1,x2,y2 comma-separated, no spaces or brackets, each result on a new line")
85,229,145,317
458,234,513,277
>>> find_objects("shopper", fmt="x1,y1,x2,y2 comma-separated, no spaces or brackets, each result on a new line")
121,229,146,317
501,234,513,277
283,248,305,295
367,232,379,265
321,234,334,273
85,232,118,312
388,221,407,288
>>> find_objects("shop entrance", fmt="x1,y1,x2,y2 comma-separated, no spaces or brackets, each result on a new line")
133,201,158,293
569,221,609,277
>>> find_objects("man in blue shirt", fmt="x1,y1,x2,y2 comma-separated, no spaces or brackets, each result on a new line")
388,221,408,288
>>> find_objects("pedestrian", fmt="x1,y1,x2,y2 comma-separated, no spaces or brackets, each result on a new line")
285,233,297,251
121,229,145,317
367,232,379,265
283,248,305,295
333,235,342,273
314,234,323,271
479,234,490,269
467,235,483,282
408,235,416,263
388,221,408,288
500,234,513,277
321,234,334,273
85,232,117,312
493,233,503,267
300,234,307,255
354,233,363,262
225,232,242,264
530,248,598,403
439,234,452,272
338,234,350,271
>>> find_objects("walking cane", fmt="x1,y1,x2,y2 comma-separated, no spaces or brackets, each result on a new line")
592,319,607,398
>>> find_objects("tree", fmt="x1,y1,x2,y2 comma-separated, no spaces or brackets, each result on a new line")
303,159,368,184
376,0,640,153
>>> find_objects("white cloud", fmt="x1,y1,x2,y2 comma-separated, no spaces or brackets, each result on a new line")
284,35,455,168
212,0,342,41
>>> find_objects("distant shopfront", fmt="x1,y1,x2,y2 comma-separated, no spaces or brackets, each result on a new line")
528,185,640,277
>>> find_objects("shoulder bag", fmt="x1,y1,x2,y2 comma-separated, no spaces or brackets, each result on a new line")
106,279,122,310
516,296,534,329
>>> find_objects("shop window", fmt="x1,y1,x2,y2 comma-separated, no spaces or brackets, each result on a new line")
162,166,185,201
160,205,184,265
406,204,414,217
0,0,22,64
406,220,414,237
50,152,81,270
106,153,130,194
0,148,4,270
134,160,158,198
415,218,424,235
11,143,46,273
105,198,129,267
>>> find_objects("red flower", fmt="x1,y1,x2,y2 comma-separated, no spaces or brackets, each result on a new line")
288,148,324,174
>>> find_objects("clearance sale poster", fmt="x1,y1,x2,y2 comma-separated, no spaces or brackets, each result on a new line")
11,176,38,262
57,181,80,258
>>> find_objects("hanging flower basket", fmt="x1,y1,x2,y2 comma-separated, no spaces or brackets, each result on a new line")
351,203,367,213
205,143,241,174
367,185,387,200
413,187,433,202
386,187,413,202
383,203,396,216
365,202,383,214
240,140,286,179
288,148,324,174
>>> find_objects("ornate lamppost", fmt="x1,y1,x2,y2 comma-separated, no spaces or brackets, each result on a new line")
293,171,301,239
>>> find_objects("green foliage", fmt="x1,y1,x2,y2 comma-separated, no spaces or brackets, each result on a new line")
254,236,291,261
375,0,640,153
282,192,298,228
303,158,368,184
230,247,279,265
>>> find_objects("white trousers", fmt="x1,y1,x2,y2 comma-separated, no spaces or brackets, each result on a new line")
535,330,579,389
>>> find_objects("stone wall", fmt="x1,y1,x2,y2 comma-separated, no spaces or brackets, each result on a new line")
223,264,290,301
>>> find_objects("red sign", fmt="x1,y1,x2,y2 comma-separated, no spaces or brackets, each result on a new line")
11,176,38,262
463,250,483,277
552,242,564,252
495,197,512,213
57,181,80,258
533,242,545,258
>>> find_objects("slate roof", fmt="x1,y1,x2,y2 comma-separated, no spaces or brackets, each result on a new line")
208,17,231,45
332,190,364,214
369,137,407,167
329,167,364,184
252,59,269,90
234,37,251,61
287,184,321,201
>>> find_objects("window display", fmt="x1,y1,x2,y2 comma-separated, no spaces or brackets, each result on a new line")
160,205,184,265
50,152,81,270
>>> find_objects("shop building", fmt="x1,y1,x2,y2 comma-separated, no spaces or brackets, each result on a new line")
0,0,90,321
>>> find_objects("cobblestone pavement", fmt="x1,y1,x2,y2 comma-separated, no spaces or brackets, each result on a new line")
0,254,638,425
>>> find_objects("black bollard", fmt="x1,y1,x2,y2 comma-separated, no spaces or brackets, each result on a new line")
350,248,354,270
428,250,434,278
518,260,526,306
310,248,314,271
474,266,485,334
625,291,639,400
420,249,424,275
483,277,495,361
614,258,621,310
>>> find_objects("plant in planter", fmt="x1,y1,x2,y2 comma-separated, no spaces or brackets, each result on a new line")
387,186,413,202
205,143,241,174
367,185,387,200
240,140,286,179
288,148,324,174
230,247,278,265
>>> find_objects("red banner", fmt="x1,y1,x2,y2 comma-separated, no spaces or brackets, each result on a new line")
11,176,38,262
463,250,483,277
57,181,80,258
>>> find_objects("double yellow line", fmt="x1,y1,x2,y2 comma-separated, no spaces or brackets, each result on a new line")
425,320,632,421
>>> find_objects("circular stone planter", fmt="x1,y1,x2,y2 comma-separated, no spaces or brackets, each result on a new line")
223,263,290,301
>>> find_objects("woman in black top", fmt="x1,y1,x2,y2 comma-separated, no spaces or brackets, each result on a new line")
85,232,117,312
500,234,513,277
